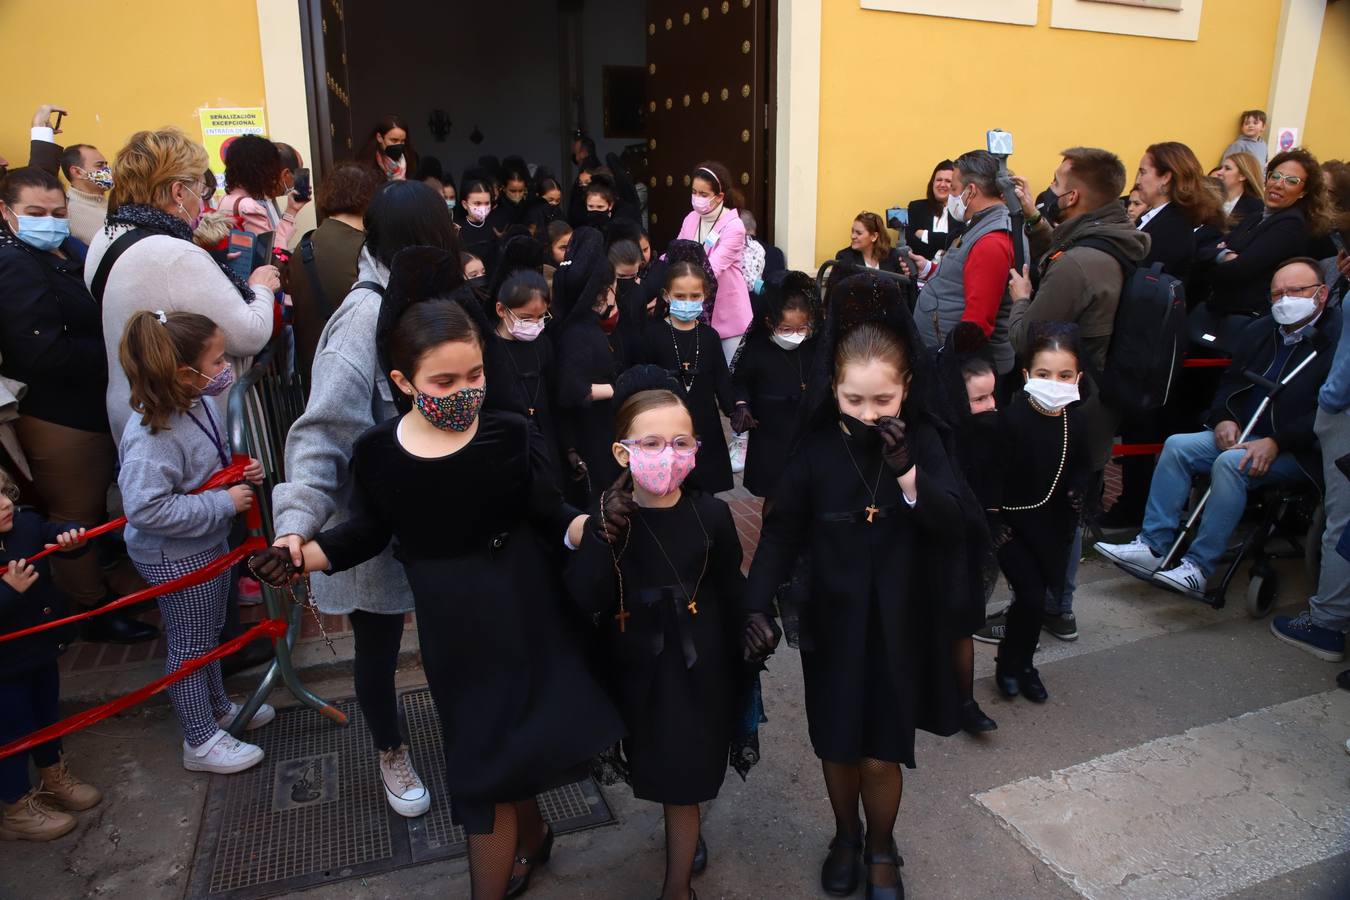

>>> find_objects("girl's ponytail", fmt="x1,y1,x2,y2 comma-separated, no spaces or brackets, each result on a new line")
119,310,221,434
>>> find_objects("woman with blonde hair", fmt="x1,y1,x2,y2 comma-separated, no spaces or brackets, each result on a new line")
1216,151,1265,223
835,211,906,274
85,128,278,440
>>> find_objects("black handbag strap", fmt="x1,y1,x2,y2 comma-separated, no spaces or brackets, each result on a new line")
297,231,334,318
90,227,154,304
352,280,385,295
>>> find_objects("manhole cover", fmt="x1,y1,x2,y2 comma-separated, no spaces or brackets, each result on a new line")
188,689,614,899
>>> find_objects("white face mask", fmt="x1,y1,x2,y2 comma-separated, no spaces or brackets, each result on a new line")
467,203,490,224
771,332,807,351
1024,378,1080,412
1270,293,1319,326
946,188,968,223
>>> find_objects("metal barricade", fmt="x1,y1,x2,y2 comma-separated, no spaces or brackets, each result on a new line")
225,344,346,731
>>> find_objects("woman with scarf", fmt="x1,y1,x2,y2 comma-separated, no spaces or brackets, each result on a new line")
85,128,278,442
359,115,418,182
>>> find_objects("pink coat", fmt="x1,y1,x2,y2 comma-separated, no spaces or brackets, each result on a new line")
219,188,297,250
676,207,751,340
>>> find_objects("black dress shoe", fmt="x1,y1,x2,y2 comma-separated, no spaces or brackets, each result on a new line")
994,670,1020,698
1017,668,1048,703
692,833,708,876
821,834,862,896
506,824,553,898
863,850,905,900
80,611,159,645
960,699,998,734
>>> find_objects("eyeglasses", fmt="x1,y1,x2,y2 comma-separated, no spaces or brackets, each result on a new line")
1266,171,1304,186
621,435,701,457
1268,284,1322,303
774,325,813,337
507,308,552,324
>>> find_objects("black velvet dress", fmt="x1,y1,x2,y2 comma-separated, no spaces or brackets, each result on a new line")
557,317,623,502
566,492,748,803
314,411,625,833
639,319,735,494
731,332,818,498
745,420,963,766
499,336,564,475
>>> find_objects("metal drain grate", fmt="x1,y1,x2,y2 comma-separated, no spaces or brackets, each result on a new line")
402,688,612,862
188,689,614,899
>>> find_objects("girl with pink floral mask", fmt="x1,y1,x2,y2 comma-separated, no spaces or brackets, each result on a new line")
567,364,766,900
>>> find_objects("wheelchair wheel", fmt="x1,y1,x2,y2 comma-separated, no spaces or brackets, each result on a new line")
1245,571,1278,618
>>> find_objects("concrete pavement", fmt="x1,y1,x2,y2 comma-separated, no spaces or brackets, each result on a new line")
1,556,1347,900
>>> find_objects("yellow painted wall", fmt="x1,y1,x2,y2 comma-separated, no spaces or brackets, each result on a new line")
1304,0,1350,157
814,0,1284,264
0,1,265,175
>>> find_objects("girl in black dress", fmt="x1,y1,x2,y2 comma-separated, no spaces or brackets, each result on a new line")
730,270,821,503
742,271,986,900
250,254,624,899
637,262,735,494
567,365,753,900
993,325,1092,705
455,177,498,275
555,227,625,502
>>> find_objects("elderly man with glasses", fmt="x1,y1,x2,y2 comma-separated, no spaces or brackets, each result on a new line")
1096,257,1341,597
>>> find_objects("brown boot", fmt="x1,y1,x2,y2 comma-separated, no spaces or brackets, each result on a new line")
38,758,103,812
0,789,77,841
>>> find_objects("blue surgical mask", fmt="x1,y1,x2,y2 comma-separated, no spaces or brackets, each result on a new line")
668,298,704,322
11,215,69,252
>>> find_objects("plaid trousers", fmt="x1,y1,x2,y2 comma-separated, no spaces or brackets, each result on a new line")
133,544,233,747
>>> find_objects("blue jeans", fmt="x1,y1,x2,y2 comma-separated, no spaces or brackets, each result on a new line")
1140,431,1306,576
1045,526,1081,616
1311,409,1350,631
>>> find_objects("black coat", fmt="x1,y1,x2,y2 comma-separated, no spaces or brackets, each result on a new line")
0,510,84,679
557,317,624,501
744,419,966,765
732,331,818,498
1204,206,1310,316
454,214,500,274
566,491,748,804
1140,202,1198,282
498,335,564,475
1230,193,1264,226
314,411,624,826
834,246,906,275
905,199,965,258
637,319,736,494
1203,307,1342,482
0,233,108,433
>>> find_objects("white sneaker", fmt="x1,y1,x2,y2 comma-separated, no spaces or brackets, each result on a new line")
379,746,430,817
1153,559,1207,596
1093,538,1163,576
183,729,264,774
217,701,276,731
729,433,748,474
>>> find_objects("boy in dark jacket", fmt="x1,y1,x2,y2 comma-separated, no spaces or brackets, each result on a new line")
0,468,101,842
1095,259,1339,597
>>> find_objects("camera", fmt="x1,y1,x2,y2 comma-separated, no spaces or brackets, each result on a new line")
987,129,1014,157
886,206,909,230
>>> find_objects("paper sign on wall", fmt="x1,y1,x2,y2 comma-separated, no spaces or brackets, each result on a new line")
1276,127,1299,153
198,108,268,195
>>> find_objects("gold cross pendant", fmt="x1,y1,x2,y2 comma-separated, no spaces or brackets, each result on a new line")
687,599,699,615
865,505,879,524
615,608,630,633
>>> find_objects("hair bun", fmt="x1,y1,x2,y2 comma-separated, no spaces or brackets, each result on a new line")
612,364,688,411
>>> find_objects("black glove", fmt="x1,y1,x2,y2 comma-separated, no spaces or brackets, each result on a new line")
247,547,298,587
565,449,589,483
987,513,1014,550
1066,487,1085,515
730,404,758,434
594,469,635,545
876,416,913,475
742,611,782,662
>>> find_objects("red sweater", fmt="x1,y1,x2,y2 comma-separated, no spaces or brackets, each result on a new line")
960,230,1014,336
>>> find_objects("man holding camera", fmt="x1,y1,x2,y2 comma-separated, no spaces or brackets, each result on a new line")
912,150,1019,374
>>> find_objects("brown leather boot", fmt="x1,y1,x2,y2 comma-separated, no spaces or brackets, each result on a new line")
0,789,77,841
38,758,103,811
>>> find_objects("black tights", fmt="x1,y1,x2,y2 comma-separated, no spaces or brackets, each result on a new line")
660,803,700,900
822,759,903,887
348,610,405,751
468,802,517,899
952,636,974,703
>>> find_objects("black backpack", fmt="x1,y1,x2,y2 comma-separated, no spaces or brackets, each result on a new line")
1074,237,1186,415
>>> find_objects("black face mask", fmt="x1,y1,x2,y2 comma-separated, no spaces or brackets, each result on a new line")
467,275,488,293
583,210,612,229
839,413,881,448
1043,187,1068,227
383,143,406,162
967,409,999,434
